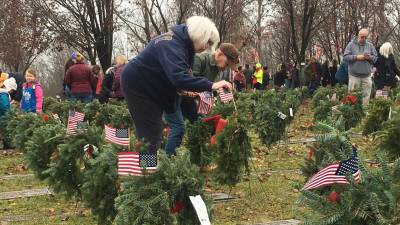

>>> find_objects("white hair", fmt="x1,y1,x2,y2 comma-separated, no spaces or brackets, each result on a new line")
379,42,394,59
186,16,220,51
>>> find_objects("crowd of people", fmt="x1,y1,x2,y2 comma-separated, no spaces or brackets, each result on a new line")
230,29,399,105
63,53,127,104
0,16,398,156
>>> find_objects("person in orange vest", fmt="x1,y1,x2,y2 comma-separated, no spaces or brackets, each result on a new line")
253,63,263,90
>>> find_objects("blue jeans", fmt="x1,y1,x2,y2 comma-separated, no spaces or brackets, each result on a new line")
164,104,185,156
70,93,93,103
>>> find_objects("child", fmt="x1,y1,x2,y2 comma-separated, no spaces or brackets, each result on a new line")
21,69,43,113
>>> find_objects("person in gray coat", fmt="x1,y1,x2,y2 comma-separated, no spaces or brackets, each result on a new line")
343,28,378,104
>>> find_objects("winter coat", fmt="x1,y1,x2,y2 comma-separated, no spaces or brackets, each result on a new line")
274,70,287,87
192,53,220,81
233,71,246,87
329,65,338,85
343,38,378,77
94,72,103,95
112,64,126,98
254,69,263,84
321,64,331,86
244,68,253,87
65,62,96,94
374,53,400,89
335,61,349,83
0,89,10,118
21,81,43,113
8,72,25,102
121,24,213,113
99,68,114,103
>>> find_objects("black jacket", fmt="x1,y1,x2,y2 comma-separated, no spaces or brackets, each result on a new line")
8,72,25,101
375,54,400,78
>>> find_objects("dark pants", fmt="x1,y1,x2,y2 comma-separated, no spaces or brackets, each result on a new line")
164,103,184,156
125,92,163,154
164,96,198,156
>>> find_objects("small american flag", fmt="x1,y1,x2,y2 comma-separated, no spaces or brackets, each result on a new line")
104,125,130,146
118,152,157,176
67,111,85,135
302,146,361,191
197,91,213,115
218,88,234,103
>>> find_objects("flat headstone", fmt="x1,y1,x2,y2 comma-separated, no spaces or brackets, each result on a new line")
0,174,34,180
288,137,316,144
253,219,301,225
211,192,236,202
0,212,71,222
278,137,316,145
0,188,52,200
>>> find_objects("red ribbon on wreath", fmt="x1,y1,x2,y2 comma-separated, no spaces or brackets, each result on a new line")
202,114,228,145
341,94,357,105
170,201,184,214
41,114,49,122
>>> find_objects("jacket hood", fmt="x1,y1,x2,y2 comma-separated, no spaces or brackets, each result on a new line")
171,24,194,55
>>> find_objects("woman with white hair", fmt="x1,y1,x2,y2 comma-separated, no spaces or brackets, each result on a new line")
121,16,232,154
374,42,400,91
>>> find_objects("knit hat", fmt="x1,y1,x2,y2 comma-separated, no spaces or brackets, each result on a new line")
219,43,240,70
71,52,84,62
256,63,262,69
3,77,17,92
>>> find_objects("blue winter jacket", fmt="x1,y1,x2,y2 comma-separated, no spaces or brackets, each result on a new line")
0,92,10,118
121,24,213,113
335,61,349,82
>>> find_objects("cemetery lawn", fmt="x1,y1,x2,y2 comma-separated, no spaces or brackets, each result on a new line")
0,100,378,225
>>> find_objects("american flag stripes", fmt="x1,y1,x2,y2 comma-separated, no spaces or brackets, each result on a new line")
197,91,213,115
302,147,361,191
118,152,157,176
218,88,234,103
104,125,130,146
67,111,85,135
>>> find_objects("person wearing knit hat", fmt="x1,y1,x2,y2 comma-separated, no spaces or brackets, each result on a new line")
65,52,95,103
4,77,17,93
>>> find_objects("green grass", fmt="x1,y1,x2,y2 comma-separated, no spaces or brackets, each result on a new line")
0,152,27,176
0,98,384,225
0,176,47,192
9,216,97,225
213,173,307,225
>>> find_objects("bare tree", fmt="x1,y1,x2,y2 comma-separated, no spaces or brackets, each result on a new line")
0,0,51,72
32,0,115,71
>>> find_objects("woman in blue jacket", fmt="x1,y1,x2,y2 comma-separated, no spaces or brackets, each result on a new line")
121,16,232,154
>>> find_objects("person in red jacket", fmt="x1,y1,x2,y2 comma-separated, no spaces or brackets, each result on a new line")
111,55,127,100
65,53,96,103
92,65,103,98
